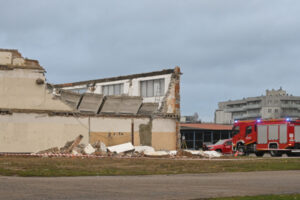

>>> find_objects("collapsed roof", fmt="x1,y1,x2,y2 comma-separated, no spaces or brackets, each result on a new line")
58,89,159,116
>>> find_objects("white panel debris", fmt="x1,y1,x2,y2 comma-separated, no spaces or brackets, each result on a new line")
202,151,222,158
107,142,135,154
84,144,96,155
144,151,169,157
183,150,222,158
99,142,107,152
134,146,155,154
184,150,203,155
72,150,79,155
168,150,177,156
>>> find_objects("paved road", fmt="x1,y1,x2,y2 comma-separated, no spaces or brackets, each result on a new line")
0,171,300,200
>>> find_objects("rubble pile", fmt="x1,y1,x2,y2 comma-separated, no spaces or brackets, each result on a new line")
35,135,223,159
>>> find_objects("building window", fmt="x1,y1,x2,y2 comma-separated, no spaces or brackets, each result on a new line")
140,79,165,97
102,83,124,96
275,109,278,113
268,109,272,113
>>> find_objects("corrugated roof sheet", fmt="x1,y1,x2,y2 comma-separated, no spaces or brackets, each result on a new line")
180,123,233,130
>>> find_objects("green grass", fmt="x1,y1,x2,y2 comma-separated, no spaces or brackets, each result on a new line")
208,194,300,200
0,156,300,177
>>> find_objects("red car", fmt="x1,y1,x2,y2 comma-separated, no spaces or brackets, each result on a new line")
206,139,233,154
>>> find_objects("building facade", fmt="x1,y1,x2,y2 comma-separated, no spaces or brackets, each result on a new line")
215,88,300,124
0,49,181,153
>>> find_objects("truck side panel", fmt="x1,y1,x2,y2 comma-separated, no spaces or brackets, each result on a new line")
257,125,267,144
269,125,278,140
280,124,287,144
295,126,300,142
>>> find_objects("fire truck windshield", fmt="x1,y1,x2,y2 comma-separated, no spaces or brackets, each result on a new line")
232,126,240,136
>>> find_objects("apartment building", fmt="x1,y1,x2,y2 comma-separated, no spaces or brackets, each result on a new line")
215,88,300,124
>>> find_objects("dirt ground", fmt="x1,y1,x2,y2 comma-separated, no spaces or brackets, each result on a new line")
0,170,299,200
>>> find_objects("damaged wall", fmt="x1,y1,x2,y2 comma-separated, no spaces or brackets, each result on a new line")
89,117,176,150
0,50,73,112
0,113,176,152
0,49,179,152
0,113,89,153
0,69,73,111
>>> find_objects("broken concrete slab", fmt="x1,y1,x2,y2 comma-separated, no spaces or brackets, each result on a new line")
99,142,107,152
107,142,134,154
203,151,222,158
138,103,159,115
78,93,104,114
144,151,169,157
177,150,194,157
168,150,177,156
92,141,107,152
100,96,142,114
84,144,96,155
183,150,202,156
36,147,60,154
72,149,80,155
60,135,84,153
134,146,155,154
60,90,82,109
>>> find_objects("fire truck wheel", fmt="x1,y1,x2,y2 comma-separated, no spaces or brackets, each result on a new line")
270,150,282,157
255,151,264,157
237,146,246,156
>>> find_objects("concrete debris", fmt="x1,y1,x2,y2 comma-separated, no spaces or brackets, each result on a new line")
84,144,96,155
202,151,222,158
36,137,223,159
134,146,155,154
183,150,203,156
144,151,169,157
179,150,221,158
176,150,194,157
36,147,60,154
72,149,79,155
60,135,83,153
99,142,107,152
92,141,107,153
168,150,177,156
107,142,135,154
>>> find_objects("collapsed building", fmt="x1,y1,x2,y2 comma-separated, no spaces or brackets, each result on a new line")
0,49,181,153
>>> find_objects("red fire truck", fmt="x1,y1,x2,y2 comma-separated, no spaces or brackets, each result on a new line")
232,118,300,157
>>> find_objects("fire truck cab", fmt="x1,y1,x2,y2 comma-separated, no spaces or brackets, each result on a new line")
232,119,300,157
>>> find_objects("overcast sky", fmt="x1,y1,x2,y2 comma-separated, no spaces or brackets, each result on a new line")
1,0,300,121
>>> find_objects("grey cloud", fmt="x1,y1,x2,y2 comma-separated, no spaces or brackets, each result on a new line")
1,0,300,121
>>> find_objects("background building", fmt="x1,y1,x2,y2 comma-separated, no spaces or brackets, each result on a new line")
215,88,300,124
180,123,232,149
